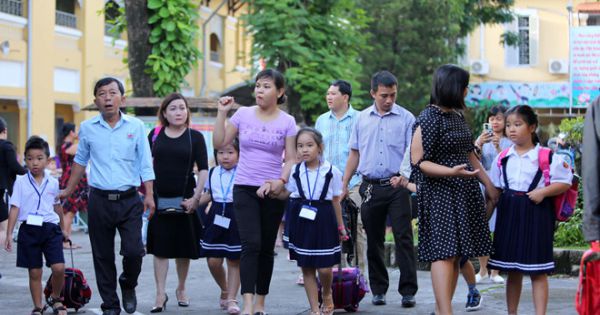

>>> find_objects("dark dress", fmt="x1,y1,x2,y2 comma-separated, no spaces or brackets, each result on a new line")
488,158,555,274
0,139,27,222
412,105,492,262
146,127,208,259
58,142,89,213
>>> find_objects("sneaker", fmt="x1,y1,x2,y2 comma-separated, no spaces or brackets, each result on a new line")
475,273,488,284
465,291,482,312
490,274,505,284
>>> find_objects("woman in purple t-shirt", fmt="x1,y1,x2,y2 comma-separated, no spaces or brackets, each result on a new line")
214,69,296,315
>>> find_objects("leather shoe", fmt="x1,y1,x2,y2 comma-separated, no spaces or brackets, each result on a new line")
402,294,416,308
102,310,120,315
121,287,137,314
371,294,386,305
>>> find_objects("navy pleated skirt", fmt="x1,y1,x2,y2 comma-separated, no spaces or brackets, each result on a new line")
286,198,340,268
489,189,555,274
199,202,241,259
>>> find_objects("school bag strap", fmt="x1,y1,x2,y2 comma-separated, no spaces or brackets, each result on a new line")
208,166,216,203
318,165,334,201
538,147,553,186
496,147,511,188
292,163,306,199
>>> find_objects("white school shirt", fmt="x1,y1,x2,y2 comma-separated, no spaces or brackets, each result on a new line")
10,172,61,224
286,161,343,201
489,144,573,191
204,166,236,203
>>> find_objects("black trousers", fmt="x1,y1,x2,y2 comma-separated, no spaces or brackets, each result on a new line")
233,185,285,295
88,190,145,311
359,182,418,296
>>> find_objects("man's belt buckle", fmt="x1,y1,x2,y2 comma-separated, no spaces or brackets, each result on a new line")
379,178,391,186
108,193,120,201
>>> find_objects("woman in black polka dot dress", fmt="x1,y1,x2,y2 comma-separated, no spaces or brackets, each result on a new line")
410,65,499,314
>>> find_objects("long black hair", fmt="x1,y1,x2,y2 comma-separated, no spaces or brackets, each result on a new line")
506,105,540,144
431,64,470,110
0,116,6,134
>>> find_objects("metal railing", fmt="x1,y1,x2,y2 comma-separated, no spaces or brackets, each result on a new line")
56,10,77,28
0,0,22,16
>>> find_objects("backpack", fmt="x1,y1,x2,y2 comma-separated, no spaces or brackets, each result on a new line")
44,242,92,311
575,242,600,315
497,147,578,222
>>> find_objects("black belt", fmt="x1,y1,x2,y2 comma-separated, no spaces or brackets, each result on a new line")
91,187,137,201
362,174,399,186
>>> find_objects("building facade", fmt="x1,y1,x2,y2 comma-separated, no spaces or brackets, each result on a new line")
464,0,600,122
0,0,252,153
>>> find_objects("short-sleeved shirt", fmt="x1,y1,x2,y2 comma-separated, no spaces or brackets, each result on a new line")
75,113,155,191
489,144,573,191
314,106,360,188
349,104,415,178
481,137,513,171
285,161,343,201
204,165,236,203
11,172,60,224
229,106,297,186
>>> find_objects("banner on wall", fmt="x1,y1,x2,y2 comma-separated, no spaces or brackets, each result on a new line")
570,26,600,108
465,82,570,108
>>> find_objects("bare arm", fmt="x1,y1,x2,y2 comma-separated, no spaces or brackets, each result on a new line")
213,97,238,150
411,126,478,178
60,163,86,197
4,206,19,251
65,143,78,155
332,196,347,240
143,180,155,218
341,149,360,199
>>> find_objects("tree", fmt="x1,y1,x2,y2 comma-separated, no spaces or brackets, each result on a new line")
242,0,369,123
357,0,514,114
108,0,201,99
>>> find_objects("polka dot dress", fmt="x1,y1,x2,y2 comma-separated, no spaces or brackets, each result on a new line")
412,105,492,263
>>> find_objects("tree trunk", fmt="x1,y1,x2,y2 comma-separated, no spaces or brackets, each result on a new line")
123,0,154,101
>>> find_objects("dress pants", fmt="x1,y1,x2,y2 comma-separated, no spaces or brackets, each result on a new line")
88,190,145,311
359,182,418,296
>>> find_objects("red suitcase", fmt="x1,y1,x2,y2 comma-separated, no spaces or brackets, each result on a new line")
575,241,600,315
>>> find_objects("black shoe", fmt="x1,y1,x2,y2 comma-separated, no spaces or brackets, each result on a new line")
102,310,120,315
150,294,168,313
402,294,416,308
371,294,386,305
121,287,137,314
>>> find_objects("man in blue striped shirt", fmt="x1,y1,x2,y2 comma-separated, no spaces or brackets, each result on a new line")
61,78,154,315
315,80,366,272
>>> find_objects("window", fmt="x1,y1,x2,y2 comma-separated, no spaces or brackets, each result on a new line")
505,10,539,67
0,0,23,16
588,15,600,26
210,33,221,63
55,0,77,28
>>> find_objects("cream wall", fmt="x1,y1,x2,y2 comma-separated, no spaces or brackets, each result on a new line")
467,0,585,83
0,0,252,153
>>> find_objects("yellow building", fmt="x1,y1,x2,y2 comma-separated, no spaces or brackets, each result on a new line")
0,0,252,154
464,0,599,122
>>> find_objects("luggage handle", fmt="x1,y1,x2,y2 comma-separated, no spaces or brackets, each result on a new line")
66,239,75,268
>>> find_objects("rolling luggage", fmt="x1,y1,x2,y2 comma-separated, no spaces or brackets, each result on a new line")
44,240,92,312
319,197,369,312
576,241,600,315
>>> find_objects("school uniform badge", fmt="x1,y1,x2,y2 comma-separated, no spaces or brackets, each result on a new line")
563,161,569,169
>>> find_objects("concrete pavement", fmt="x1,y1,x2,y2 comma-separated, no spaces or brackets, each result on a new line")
0,229,580,314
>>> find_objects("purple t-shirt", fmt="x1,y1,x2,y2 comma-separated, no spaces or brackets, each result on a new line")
229,106,297,186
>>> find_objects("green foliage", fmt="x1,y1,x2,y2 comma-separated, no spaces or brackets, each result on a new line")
465,104,493,138
357,0,515,115
242,0,370,122
146,0,201,96
559,117,585,144
554,182,586,247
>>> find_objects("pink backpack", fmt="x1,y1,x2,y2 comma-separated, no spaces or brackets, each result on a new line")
497,147,578,221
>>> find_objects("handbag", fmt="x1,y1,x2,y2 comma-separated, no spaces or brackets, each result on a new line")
154,128,193,214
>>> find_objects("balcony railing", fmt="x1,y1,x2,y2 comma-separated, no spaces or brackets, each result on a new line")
56,10,77,28
0,0,22,16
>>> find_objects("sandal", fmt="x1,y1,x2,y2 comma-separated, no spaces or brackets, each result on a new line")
321,294,334,315
226,299,241,314
47,296,67,315
219,291,228,310
31,307,45,315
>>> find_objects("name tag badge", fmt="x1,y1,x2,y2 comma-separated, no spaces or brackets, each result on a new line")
26,214,44,226
214,215,231,229
299,205,318,221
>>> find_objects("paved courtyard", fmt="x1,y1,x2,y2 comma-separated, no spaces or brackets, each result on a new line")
0,229,579,314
